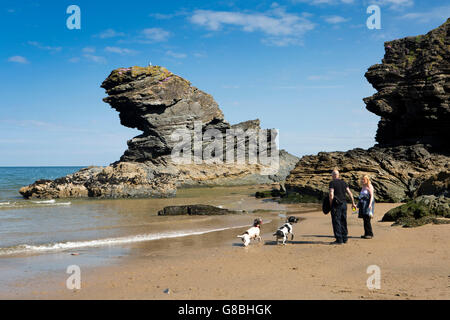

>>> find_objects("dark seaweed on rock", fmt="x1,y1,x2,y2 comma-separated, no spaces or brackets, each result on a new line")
157,204,241,216
382,195,450,227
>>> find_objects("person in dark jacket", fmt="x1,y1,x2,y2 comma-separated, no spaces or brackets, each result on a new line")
357,175,375,239
329,169,356,245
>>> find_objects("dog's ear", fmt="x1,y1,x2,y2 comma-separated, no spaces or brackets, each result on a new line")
288,216,299,223
253,217,263,226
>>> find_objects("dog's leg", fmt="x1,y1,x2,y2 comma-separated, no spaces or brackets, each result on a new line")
291,232,294,241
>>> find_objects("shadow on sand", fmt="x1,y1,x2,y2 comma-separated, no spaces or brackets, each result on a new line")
264,239,330,246
233,234,363,247
302,234,361,240
232,242,246,247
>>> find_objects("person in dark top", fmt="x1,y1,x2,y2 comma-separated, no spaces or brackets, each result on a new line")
328,169,356,245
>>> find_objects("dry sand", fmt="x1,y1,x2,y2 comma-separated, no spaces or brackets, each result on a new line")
3,199,449,300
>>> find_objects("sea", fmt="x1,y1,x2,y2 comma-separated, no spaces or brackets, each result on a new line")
0,167,281,255
0,167,291,292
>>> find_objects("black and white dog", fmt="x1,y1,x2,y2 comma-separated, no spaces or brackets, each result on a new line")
237,218,263,247
273,216,299,245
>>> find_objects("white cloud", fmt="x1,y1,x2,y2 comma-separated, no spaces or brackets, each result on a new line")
166,50,187,59
82,47,96,53
150,13,176,19
140,28,171,42
399,5,450,23
83,54,107,64
193,52,207,58
323,15,350,24
68,57,80,63
28,41,62,53
189,7,315,46
367,0,414,10
293,0,355,5
95,29,125,39
297,0,413,8
8,56,29,64
149,11,188,20
104,46,138,55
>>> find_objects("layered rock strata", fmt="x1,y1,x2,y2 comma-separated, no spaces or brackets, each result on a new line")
364,18,449,151
20,66,298,199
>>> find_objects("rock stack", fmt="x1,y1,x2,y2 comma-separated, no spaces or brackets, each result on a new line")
364,18,449,151
20,66,298,199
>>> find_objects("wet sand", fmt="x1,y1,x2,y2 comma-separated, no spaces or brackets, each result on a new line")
1,186,449,300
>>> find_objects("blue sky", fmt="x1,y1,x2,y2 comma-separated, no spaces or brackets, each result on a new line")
1,0,449,166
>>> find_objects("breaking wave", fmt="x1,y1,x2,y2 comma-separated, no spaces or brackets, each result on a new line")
0,221,269,256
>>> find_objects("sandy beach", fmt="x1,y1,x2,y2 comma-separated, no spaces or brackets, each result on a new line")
2,2,449,305
2,186,449,300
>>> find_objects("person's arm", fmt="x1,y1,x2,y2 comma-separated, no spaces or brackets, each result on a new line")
346,187,356,209
329,188,334,206
368,185,374,210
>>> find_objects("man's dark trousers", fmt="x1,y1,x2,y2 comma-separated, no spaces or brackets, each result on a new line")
331,202,348,243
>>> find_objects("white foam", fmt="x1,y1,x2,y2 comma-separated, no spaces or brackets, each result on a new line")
52,202,71,206
27,199,71,206
32,199,55,204
0,201,15,208
0,223,258,256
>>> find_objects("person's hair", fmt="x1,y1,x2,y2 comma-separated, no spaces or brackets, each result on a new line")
360,175,372,186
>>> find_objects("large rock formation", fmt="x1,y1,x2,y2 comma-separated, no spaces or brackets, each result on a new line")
20,66,298,199
285,19,450,202
364,19,449,151
101,66,225,162
285,145,449,202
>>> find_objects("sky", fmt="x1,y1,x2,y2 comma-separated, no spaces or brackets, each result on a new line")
0,0,449,166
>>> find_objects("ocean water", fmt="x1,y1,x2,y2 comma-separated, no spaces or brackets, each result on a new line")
0,168,285,258
0,168,304,294
0,167,83,202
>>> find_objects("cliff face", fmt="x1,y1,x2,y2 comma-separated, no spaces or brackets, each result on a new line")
364,18,450,151
20,66,298,199
286,19,450,202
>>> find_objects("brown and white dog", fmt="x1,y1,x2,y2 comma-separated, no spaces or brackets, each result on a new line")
237,218,263,247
